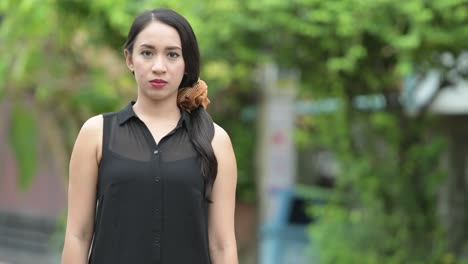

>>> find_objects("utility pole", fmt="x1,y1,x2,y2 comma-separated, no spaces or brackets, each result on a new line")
257,62,298,223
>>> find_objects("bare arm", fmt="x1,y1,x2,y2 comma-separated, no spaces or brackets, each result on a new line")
208,124,239,264
61,115,102,264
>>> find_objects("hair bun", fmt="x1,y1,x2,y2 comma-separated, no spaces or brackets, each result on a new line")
177,79,210,111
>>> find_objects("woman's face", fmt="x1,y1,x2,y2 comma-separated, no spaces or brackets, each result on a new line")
125,21,185,103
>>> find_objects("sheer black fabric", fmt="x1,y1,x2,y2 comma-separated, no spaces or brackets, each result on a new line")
88,102,211,264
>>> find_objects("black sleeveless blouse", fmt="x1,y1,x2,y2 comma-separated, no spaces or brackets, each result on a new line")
88,102,211,264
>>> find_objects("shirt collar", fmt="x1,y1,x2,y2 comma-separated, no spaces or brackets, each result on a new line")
117,101,137,125
117,101,192,132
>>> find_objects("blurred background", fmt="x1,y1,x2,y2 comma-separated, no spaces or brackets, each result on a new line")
1,0,468,263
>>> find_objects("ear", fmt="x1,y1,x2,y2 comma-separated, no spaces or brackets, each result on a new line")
124,49,134,72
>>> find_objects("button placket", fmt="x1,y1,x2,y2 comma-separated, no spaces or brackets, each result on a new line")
152,145,162,261
154,149,160,182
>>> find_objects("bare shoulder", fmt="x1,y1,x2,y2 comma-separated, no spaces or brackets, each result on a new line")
77,114,103,142
81,114,103,133
73,114,103,162
212,122,232,149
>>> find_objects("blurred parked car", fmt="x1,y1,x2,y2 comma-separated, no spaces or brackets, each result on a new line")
259,186,328,264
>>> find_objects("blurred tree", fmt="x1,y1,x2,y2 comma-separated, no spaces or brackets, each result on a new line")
227,0,467,263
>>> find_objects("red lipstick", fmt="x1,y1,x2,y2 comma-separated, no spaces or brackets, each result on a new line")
149,79,167,89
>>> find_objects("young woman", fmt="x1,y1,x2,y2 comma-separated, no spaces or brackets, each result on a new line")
61,8,238,264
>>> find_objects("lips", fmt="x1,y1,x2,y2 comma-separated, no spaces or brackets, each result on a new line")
149,79,167,89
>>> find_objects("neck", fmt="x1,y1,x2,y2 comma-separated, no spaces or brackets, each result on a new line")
132,96,181,122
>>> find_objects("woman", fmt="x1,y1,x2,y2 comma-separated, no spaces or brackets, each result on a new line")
61,8,238,264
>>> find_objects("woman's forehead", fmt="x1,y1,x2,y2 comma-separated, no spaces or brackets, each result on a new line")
134,21,182,48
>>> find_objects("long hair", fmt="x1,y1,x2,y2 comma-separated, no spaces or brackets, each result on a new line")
123,8,218,200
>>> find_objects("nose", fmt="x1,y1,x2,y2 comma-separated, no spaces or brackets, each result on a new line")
152,55,167,74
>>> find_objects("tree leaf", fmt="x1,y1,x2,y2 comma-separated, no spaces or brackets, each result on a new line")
8,101,38,191
0,49,6,101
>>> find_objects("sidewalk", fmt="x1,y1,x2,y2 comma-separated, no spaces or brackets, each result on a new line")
0,248,60,264
0,212,61,264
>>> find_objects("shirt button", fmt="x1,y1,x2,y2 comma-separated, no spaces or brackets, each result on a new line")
153,150,159,155
155,177,160,182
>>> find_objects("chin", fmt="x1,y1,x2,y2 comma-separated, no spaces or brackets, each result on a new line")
146,90,177,102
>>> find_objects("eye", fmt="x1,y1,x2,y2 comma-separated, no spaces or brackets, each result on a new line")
167,52,180,59
141,50,153,57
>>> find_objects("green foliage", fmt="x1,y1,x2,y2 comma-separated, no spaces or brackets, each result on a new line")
8,102,38,191
0,61,5,100
192,0,467,262
306,111,451,263
264,0,468,262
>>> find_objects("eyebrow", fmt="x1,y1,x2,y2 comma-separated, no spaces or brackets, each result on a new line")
139,44,182,51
